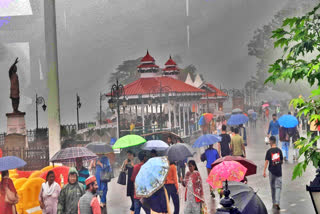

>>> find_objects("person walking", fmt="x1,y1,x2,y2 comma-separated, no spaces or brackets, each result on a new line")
239,124,247,146
177,159,187,183
267,114,280,146
95,154,112,208
58,167,85,214
39,171,61,214
78,176,101,214
122,150,135,214
218,125,231,157
181,160,204,214
279,126,290,162
131,151,150,214
263,136,283,211
0,170,18,214
230,128,246,158
76,157,90,187
164,162,179,214
288,126,300,161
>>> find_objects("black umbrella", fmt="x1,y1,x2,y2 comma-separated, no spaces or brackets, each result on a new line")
165,143,195,162
85,142,114,154
223,181,267,214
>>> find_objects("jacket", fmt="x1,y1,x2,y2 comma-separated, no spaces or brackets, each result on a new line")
57,182,85,214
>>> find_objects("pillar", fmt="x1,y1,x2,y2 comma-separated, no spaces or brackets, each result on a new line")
141,103,145,130
168,103,172,129
187,104,190,135
173,102,177,128
178,103,181,128
44,0,61,158
183,104,186,137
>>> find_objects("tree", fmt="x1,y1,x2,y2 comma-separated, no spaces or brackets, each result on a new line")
108,58,142,85
266,3,320,179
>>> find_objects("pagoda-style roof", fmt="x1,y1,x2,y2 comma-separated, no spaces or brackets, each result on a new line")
205,83,228,97
140,50,155,63
164,56,177,66
112,76,204,97
163,56,180,76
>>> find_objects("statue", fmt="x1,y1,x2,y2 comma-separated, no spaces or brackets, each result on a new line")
9,58,20,113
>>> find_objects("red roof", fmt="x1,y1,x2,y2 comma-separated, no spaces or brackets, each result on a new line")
204,83,228,97
117,77,205,96
137,63,159,68
141,50,155,62
165,56,176,66
162,67,180,71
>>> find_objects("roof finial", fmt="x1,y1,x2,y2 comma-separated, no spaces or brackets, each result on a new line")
169,55,172,59
147,49,149,55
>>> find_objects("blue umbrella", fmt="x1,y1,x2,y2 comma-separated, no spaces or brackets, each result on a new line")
192,134,222,148
142,140,169,151
135,156,169,197
278,115,298,128
227,114,249,126
0,156,26,171
110,138,117,146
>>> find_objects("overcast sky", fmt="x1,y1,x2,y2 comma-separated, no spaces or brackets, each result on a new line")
0,0,304,131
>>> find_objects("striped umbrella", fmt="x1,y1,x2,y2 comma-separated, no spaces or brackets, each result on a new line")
50,147,97,164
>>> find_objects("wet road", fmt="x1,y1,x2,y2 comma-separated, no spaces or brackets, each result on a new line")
106,120,316,214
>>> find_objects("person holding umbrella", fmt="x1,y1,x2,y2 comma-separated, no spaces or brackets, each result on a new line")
0,170,19,214
95,154,112,208
121,150,135,214
76,157,90,187
58,167,85,214
267,114,280,146
181,160,204,214
164,161,180,214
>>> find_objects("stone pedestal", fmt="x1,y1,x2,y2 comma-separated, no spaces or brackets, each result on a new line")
5,112,27,149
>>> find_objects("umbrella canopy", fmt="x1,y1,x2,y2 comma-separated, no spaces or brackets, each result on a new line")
192,134,222,148
227,114,249,126
86,142,114,154
0,156,26,171
112,135,146,149
278,114,299,128
232,108,243,114
135,156,170,198
262,103,269,108
211,156,257,176
198,113,214,125
207,161,247,189
142,140,169,151
110,138,117,146
40,166,69,186
50,147,97,163
223,181,267,214
247,109,254,114
166,143,195,162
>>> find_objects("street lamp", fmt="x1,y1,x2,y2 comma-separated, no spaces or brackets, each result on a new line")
77,93,81,130
149,82,171,130
35,94,47,131
108,79,125,138
216,181,241,214
307,168,320,214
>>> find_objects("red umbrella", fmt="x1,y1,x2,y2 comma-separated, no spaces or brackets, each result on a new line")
211,156,257,176
40,166,69,186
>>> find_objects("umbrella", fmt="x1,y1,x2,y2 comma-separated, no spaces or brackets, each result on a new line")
262,103,269,108
40,166,69,186
227,114,249,126
223,181,267,214
112,135,146,149
192,134,222,148
110,138,117,146
135,156,170,198
207,161,247,188
247,109,254,114
166,143,195,162
232,108,243,114
198,113,214,125
142,140,169,151
86,142,114,154
211,156,257,176
278,114,299,128
0,156,26,171
50,147,97,163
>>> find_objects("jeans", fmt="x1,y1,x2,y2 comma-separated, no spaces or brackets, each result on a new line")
177,165,186,181
165,184,180,214
281,141,289,159
272,135,279,147
134,199,150,214
269,172,282,205
98,182,108,203
130,195,134,211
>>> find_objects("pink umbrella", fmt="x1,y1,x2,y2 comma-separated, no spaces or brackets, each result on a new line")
262,103,269,108
206,161,247,189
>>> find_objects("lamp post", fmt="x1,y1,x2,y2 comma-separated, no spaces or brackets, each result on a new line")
307,168,320,214
148,81,171,130
76,93,81,130
35,94,47,131
108,79,126,139
216,181,241,214
99,92,106,128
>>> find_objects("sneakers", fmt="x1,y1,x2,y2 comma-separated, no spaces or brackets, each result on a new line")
273,204,280,210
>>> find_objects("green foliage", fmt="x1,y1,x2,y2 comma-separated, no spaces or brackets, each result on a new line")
266,3,320,180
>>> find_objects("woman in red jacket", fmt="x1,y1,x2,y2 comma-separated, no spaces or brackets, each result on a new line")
181,160,204,214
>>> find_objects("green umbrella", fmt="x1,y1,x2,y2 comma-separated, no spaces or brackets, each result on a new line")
112,135,146,149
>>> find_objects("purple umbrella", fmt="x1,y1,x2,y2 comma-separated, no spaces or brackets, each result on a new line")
0,156,26,171
50,147,97,164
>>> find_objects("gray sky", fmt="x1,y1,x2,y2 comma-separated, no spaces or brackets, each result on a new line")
0,0,294,131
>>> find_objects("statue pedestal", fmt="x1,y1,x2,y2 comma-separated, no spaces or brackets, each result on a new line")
5,112,27,149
